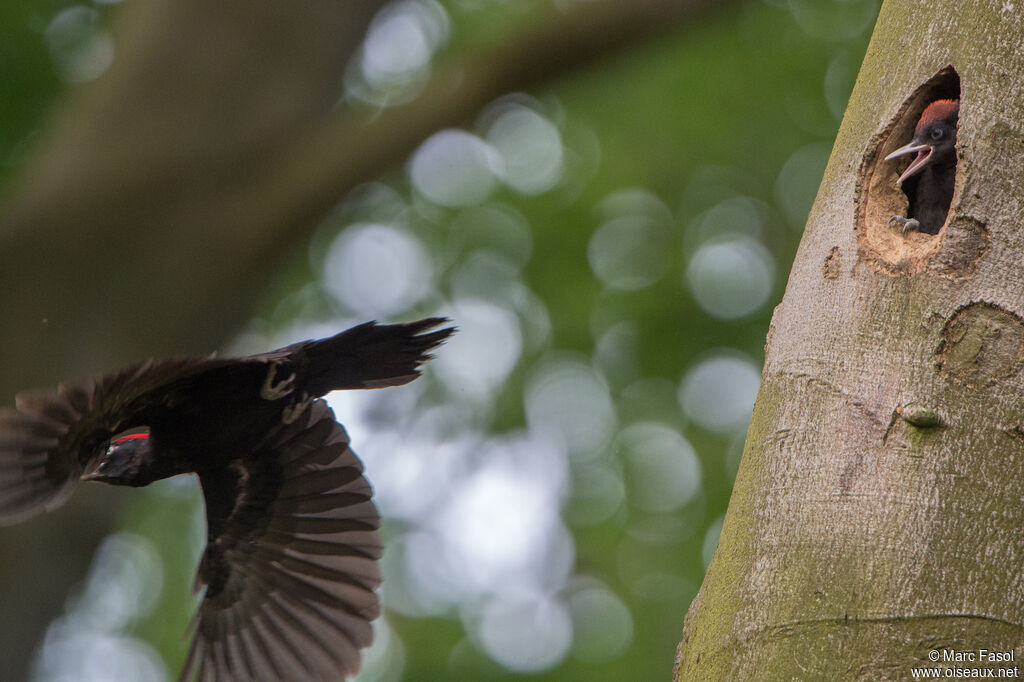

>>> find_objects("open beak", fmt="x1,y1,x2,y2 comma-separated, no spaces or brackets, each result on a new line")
884,142,932,186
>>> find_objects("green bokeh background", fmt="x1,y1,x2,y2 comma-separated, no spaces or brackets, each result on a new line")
0,1,879,680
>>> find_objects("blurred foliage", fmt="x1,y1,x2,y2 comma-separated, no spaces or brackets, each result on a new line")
2,0,880,680
0,1,59,182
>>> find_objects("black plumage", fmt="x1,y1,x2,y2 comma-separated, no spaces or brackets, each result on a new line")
886,98,959,234
0,317,454,681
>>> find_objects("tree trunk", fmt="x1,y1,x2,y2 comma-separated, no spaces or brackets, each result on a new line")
676,2,1024,679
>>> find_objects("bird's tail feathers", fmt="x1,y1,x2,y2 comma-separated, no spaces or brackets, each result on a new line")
299,317,454,394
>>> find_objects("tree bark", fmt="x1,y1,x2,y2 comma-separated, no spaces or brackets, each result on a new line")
675,2,1024,679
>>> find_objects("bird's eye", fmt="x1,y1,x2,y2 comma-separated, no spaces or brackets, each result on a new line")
930,128,945,141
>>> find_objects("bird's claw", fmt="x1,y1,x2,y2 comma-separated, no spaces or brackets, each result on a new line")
281,393,313,424
888,216,920,234
260,363,296,400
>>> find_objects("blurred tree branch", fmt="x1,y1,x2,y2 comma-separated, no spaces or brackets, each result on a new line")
257,0,725,257
0,0,723,389
0,0,727,678
0,0,387,388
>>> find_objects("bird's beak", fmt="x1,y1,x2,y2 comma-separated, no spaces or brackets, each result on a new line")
884,142,932,186
80,460,102,482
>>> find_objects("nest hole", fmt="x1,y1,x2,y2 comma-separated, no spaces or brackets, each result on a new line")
856,66,961,274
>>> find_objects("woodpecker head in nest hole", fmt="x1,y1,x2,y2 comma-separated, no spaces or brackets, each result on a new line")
886,99,959,234
886,98,959,186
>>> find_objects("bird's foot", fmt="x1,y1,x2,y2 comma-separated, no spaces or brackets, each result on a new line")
281,393,313,424
260,363,296,400
888,216,920,234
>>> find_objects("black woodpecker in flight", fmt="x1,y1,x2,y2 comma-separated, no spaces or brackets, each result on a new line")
0,317,454,681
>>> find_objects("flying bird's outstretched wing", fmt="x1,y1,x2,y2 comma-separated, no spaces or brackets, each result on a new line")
183,399,382,682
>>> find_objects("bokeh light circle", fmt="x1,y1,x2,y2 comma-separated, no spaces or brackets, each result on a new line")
409,130,501,207
679,353,761,433
686,235,775,320
322,223,433,317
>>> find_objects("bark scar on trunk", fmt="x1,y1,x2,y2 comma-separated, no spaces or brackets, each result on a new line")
936,302,1024,387
822,246,841,279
